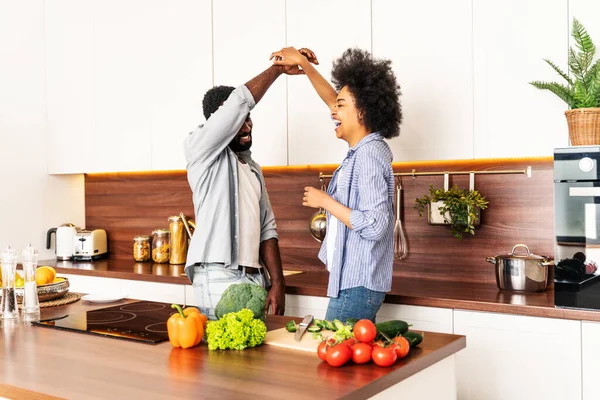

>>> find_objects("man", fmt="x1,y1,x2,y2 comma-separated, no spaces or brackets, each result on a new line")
184,62,311,319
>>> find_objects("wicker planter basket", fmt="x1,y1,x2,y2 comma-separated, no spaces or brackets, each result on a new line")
565,108,600,145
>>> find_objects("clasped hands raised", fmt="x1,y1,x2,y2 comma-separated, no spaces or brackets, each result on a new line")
270,46,319,75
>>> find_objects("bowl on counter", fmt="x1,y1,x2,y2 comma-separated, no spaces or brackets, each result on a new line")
15,277,70,303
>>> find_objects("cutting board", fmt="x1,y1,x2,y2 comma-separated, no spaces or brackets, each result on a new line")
263,327,320,353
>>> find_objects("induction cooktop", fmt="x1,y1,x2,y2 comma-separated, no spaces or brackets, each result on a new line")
32,301,176,344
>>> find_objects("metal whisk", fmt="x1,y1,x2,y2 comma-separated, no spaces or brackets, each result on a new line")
394,177,408,260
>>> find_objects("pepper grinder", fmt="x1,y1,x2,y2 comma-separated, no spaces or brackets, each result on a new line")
21,244,40,322
1,246,20,322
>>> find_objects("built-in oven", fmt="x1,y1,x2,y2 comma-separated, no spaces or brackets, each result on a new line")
554,146,600,310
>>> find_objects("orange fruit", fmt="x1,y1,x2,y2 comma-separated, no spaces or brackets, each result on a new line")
36,266,56,286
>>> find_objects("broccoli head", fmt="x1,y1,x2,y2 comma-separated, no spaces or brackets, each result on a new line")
214,283,267,320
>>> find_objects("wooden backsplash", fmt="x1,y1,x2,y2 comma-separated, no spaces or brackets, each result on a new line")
85,157,554,284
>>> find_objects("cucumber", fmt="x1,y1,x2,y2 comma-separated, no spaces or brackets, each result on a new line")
345,318,358,330
285,320,297,333
402,331,423,347
375,320,409,339
307,324,322,333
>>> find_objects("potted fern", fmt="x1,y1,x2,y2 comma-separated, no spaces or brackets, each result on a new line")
414,184,489,239
530,18,600,145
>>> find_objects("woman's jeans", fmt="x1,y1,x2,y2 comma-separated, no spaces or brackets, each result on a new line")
192,264,266,320
325,287,386,323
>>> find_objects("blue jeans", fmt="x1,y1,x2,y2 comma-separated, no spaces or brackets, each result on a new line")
325,287,386,323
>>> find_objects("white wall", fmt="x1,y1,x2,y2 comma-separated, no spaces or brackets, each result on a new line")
0,1,84,260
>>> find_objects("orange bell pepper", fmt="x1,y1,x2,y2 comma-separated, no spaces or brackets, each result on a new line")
167,304,206,349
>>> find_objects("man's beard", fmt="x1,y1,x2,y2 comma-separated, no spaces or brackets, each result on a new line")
228,133,252,152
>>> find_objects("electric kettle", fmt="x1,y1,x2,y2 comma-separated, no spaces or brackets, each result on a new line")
46,223,79,260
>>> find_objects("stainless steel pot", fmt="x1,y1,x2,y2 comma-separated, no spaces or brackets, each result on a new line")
486,244,553,292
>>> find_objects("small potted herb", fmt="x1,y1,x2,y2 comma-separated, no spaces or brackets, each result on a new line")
414,184,489,239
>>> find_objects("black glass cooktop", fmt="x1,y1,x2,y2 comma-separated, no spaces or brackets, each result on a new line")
32,301,175,344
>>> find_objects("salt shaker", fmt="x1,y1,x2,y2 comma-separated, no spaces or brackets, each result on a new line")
21,244,40,322
1,246,20,322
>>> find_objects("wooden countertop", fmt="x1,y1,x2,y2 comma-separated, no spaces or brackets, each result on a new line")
0,300,465,400
40,258,600,323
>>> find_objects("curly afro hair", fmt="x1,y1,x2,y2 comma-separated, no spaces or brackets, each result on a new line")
202,85,235,120
331,48,402,139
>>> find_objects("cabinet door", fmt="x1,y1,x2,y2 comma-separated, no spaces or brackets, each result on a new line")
377,304,453,334
286,0,371,166
473,0,568,158
148,1,212,171
284,294,329,319
582,321,600,400
212,0,287,167
454,310,581,400
46,0,95,174
372,0,474,161
92,0,153,173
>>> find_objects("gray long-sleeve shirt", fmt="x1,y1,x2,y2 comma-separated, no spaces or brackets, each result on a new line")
183,85,278,278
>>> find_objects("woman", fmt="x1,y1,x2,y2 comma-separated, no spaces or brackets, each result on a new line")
271,47,402,322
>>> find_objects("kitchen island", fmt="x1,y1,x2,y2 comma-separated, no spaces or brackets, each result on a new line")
0,299,465,400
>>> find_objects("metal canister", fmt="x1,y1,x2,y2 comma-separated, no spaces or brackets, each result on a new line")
168,216,187,265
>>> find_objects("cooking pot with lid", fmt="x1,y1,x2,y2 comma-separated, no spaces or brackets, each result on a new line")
486,244,553,292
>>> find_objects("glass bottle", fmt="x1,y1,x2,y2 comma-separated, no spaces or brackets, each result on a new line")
21,244,40,322
1,246,20,322
151,229,170,263
132,235,151,262
168,215,187,265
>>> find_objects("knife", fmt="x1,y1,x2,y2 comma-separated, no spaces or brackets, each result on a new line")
295,314,314,342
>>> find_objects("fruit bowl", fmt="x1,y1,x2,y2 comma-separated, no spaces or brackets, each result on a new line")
15,277,70,303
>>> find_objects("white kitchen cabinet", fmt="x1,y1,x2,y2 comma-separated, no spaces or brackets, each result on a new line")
212,0,287,167
286,0,371,166
92,0,153,173
284,294,329,319
45,0,96,174
377,303,454,334
147,1,212,171
46,0,212,174
62,273,186,304
372,0,474,162
454,310,581,400
472,0,569,158
582,321,600,400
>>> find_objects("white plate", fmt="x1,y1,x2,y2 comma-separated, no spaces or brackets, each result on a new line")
81,293,128,304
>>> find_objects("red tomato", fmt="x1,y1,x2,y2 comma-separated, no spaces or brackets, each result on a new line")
371,346,397,367
353,320,377,343
342,338,358,347
326,344,352,367
317,341,329,361
392,336,411,359
351,342,372,364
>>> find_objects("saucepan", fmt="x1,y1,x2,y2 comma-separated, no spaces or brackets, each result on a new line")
486,244,553,292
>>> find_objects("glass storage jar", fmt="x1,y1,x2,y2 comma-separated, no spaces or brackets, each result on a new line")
151,229,170,263
168,215,187,265
132,235,151,262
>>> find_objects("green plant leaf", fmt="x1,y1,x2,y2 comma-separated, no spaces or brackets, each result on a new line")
529,81,575,108
414,184,488,239
572,18,595,72
534,18,600,108
543,59,573,86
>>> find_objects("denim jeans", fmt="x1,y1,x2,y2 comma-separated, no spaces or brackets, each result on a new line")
192,264,266,320
325,286,386,323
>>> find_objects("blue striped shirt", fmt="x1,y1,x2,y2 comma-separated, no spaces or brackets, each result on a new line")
318,133,395,298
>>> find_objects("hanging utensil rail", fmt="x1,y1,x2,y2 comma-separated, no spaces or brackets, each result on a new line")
319,166,531,180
